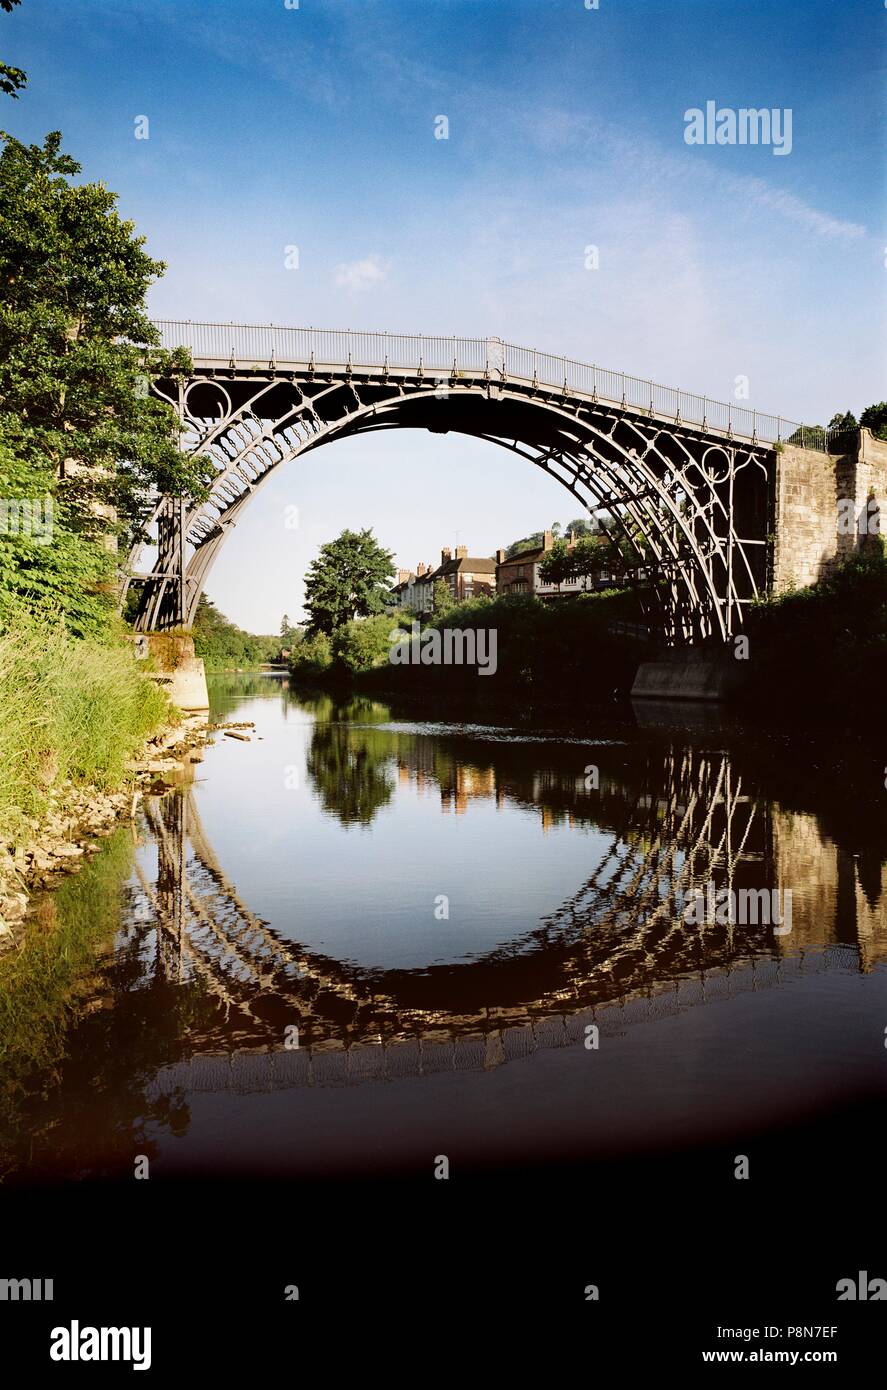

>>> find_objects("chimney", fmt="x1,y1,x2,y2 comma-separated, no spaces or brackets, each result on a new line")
496,548,506,564
398,569,410,584
417,562,426,577
543,529,554,550
455,545,467,560
441,547,451,563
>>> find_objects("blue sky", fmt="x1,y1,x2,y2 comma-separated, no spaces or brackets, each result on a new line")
5,0,885,630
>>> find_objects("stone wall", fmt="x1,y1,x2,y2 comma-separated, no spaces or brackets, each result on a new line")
772,428,887,592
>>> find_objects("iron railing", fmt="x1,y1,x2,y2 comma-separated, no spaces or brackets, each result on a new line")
150,319,831,451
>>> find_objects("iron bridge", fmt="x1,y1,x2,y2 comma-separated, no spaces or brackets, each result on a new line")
126,321,816,642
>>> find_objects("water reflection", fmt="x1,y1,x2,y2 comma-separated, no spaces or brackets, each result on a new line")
1,678,884,1180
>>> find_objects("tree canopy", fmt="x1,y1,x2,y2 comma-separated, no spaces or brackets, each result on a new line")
191,595,278,670
303,528,395,634
0,130,212,634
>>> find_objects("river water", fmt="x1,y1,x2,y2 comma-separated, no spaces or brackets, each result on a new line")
1,672,885,1183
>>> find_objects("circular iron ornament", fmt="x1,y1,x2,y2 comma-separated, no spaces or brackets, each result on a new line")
183,378,232,426
701,445,733,486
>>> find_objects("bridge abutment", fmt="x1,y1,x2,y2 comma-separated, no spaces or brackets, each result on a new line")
771,428,886,592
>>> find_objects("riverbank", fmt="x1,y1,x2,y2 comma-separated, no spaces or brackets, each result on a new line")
0,712,209,947
289,544,887,727
0,621,213,946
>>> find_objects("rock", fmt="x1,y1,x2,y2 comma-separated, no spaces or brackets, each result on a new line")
52,843,84,859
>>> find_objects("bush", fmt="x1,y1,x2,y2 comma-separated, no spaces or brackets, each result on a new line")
289,629,334,676
332,613,406,673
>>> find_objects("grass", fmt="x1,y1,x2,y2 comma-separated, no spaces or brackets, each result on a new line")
0,615,169,846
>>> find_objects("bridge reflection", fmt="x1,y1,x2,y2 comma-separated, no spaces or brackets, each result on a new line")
135,729,886,1099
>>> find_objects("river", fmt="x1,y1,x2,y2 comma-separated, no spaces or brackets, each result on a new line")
1,672,884,1183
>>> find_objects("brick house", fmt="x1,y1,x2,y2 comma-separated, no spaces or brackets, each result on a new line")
430,546,497,604
392,548,497,614
496,530,615,599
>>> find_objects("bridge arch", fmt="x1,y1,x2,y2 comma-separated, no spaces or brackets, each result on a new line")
127,324,784,642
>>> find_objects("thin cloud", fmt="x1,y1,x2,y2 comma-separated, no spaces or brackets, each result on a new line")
334,256,388,291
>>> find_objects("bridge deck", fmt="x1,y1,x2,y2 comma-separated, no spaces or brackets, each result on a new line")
151,319,823,450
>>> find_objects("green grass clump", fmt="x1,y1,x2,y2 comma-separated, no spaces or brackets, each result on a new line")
0,613,168,844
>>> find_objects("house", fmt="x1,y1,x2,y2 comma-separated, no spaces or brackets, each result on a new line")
392,548,497,615
390,562,435,614
496,529,615,600
429,546,497,605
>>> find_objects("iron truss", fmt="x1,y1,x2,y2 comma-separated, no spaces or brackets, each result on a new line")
126,348,774,641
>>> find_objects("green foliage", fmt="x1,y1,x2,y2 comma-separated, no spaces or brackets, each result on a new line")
0,611,168,844
191,594,277,670
537,538,571,586
289,628,333,675
505,516,607,557
0,430,115,637
828,410,858,433
332,613,404,672
537,531,639,589
0,0,25,99
0,129,213,613
747,540,887,717
432,577,454,615
280,612,298,649
860,402,887,442
303,528,395,634
787,423,826,450
411,589,645,697
505,531,543,558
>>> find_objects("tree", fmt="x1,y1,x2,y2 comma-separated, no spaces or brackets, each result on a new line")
538,539,572,588
191,594,270,670
280,612,297,648
1,0,26,100
303,528,395,634
0,130,212,632
828,411,858,433
332,613,403,672
432,577,454,615
860,402,887,442
505,531,543,559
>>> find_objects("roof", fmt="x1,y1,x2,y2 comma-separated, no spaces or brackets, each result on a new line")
433,556,497,577
499,545,546,565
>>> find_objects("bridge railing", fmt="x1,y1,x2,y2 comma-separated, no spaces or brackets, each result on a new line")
150,319,828,450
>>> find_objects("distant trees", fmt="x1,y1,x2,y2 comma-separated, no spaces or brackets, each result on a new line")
191,596,277,670
860,402,887,441
787,402,887,450
303,529,395,634
505,531,543,559
280,613,298,649
504,517,604,557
